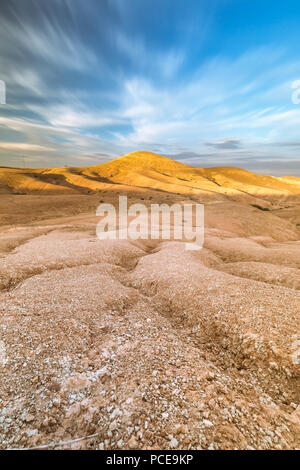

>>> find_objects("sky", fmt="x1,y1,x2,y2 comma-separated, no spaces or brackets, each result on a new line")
0,0,300,175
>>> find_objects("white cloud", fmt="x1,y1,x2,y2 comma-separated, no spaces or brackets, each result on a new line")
0,142,54,151
0,15,98,73
48,109,115,128
0,115,123,167
110,47,300,169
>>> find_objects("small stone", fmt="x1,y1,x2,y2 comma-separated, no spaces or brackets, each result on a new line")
41,417,49,428
203,419,213,427
53,398,61,408
208,399,215,410
128,437,138,449
175,424,188,434
27,429,38,437
25,414,35,423
117,439,123,447
169,437,178,448
48,381,61,392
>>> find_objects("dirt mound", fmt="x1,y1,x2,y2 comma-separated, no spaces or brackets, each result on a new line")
0,201,299,450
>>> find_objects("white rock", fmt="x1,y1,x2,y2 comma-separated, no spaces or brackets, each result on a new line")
203,419,213,427
169,437,178,448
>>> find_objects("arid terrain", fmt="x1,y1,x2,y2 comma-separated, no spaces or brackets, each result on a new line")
0,151,299,450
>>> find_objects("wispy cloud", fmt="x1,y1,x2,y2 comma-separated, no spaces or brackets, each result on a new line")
0,142,54,152
205,139,241,150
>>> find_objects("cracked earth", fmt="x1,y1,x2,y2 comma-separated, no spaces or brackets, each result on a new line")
0,194,299,450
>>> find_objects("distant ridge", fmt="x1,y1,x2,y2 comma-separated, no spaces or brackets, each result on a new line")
0,151,300,205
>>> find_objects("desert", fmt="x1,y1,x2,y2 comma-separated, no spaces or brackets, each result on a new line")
0,151,299,450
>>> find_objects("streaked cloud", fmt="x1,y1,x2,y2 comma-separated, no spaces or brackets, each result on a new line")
205,140,241,150
0,0,300,175
0,142,54,152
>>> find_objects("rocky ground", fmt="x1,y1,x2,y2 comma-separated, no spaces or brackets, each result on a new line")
0,193,299,450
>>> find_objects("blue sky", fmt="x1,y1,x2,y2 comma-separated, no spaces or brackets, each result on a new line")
0,0,300,174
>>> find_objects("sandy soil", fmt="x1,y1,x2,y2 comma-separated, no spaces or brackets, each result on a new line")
0,154,299,450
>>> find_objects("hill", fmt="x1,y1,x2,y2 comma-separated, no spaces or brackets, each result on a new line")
1,151,300,208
